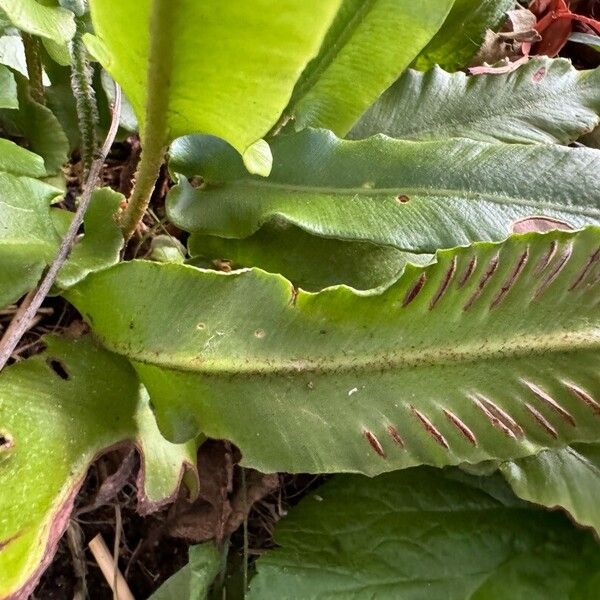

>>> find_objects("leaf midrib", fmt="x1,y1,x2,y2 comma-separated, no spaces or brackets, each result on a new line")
123,327,600,376
206,180,600,218
288,0,378,109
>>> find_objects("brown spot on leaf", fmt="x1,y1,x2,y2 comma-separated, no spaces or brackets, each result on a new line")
364,430,386,458
535,241,558,274
523,381,575,426
387,425,405,448
402,273,427,307
525,403,558,438
430,257,457,310
534,243,573,299
0,532,22,551
512,216,573,234
443,409,477,446
289,284,299,306
458,256,477,288
254,329,266,339
463,255,499,311
569,247,600,291
471,394,522,439
563,382,600,416
395,194,410,204
490,249,529,309
532,66,547,82
411,407,449,449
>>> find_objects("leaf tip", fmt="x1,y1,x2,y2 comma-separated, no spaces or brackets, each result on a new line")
243,139,272,177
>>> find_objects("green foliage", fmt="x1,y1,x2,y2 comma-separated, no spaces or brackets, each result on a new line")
0,173,63,309
350,59,600,145
0,139,45,175
0,174,123,309
0,336,198,599
0,0,75,44
502,444,600,534
248,468,600,599
413,0,514,72
2,3,600,597
0,69,69,174
68,228,600,475
188,224,430,292
168,130,600,254
286,0,455,135
0,62,16,107
85,0,342,175
149,543,221,600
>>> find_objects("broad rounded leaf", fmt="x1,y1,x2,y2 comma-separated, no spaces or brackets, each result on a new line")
287,0,454,135
0,0,75,44
248,468,600,599
68,228,600,475
86,0,341,174
168,130,600,254
501,444,600,535
413,0,513,72
188,224,431,292
350,59,600,145
0,336,198,600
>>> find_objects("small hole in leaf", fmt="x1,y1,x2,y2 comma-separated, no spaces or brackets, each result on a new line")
395,194,410,204
47,358,70,380
196,322,206,331
0,432,14,451
532,66,546,82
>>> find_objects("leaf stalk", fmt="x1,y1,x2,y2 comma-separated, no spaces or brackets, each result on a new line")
119,0,173,242
21,32,45,105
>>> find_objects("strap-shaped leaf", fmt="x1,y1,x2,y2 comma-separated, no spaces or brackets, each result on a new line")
0,0,75,44
149,543,220,600
0,336,198,600
412,0,513,72
188,224,431,292
167,130,600,253
248,468,600,599
0,70,69,174
285,0,454,135
0,63,17,109
350,59,600,145
86,0,340,174
0,175,123,310
68,228,600,475
501,444,600,534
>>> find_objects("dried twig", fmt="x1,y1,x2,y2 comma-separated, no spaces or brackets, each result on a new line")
88,533,135,600
0,86,122,371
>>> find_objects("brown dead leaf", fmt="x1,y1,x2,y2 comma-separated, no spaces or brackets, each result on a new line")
473,7,540,67
167,440,278,543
